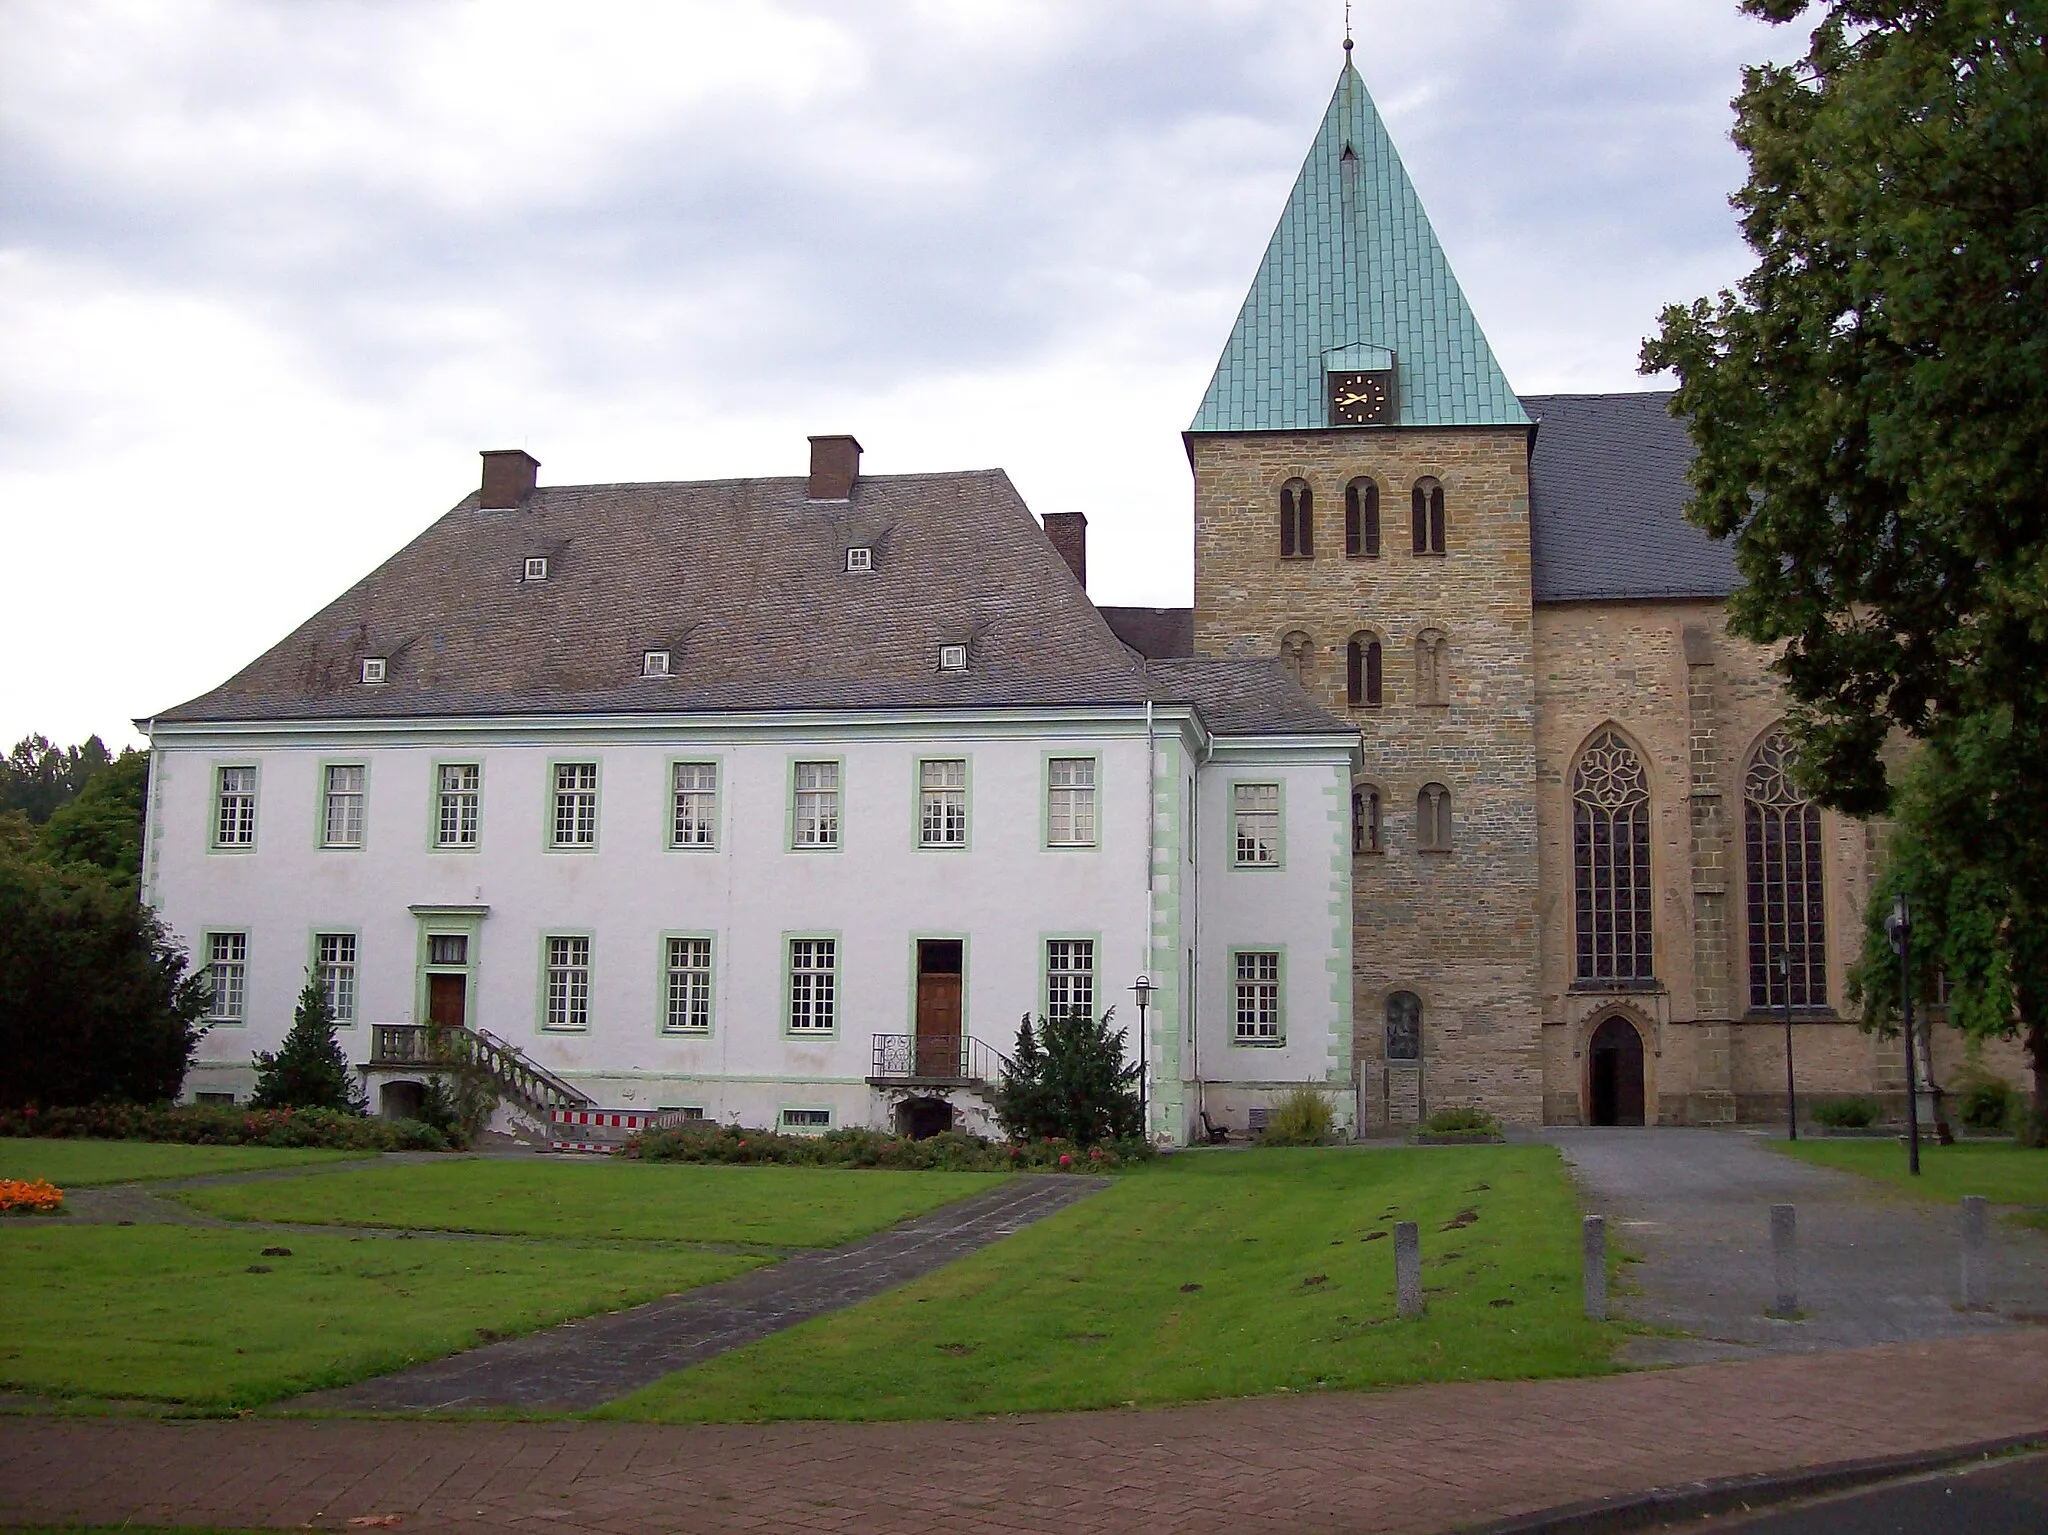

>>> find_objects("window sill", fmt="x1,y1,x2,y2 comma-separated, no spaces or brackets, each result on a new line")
789,844,842,853
1344,552,1382,561
1044,842,1099,852
1742,1009,1840,1023
1349,702,1383,712
1231,1037,1287,1048
540,1027,590,1035
1417,847,1451,856
660,1029,713,1038
1278,553,1315,561
1353,847,1385,857
1231,861,1284,871
785,1032,839,1041
1412,550,1447,558
1569,979,1665,995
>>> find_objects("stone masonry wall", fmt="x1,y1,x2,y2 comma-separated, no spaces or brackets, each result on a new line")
1192,427,1543,1125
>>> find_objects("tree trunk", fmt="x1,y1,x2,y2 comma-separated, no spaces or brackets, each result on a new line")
2024,1011,2048,1150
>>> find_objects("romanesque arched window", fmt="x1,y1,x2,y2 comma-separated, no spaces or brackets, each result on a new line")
1385,991,1422,1060
1417,783,1452,852
1345,478,1380,557
1280,630,1312,688
1746,731,1827,1009
1346,632,1383,707
1415,628,1448,706
1411,477,1445,555
1279,480,1313,557
1572,730,1653,982
1351,784,1382,854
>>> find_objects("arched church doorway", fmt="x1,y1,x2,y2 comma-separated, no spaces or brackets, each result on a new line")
1588,1016,1646,1126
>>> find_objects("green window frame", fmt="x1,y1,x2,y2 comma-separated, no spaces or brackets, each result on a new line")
917,757,969,848
1044,936,1097,1019
785,935,839,1035
669,760,720,850
433,761,482,850
1044,753,1099,848
211,763,257,850
541,933,593,1031
779,1106,834,1133
549,761,600,849
202,929,249,1024
661,933,714,1035
319,761,367,849
789,759,843,850
1230,779,1284,867
312,929,359,1026
1231,947,1285,1046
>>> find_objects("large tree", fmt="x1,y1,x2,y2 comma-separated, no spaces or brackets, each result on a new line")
1643,0,2048,815
0,734,115,824
1847,710,2048,1142
37,749,148,884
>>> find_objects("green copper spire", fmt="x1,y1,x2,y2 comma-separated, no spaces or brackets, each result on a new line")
1189,58,1528,433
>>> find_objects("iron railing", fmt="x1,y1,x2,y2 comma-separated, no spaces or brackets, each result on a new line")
869,1033,1012,1086
366,1023,593,1115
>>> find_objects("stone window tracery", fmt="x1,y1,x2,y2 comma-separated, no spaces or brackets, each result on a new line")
1411,477,1445,554
1385,991,1422,1060
1415,628,1448,706
1345,478,1380,557
1572,730,1653,983
1351,783,1382,855
1417,783,1452,852
1346,632,1383,707
1745,731,1828,1009
1280,630,1313,689
1279,480,1314,558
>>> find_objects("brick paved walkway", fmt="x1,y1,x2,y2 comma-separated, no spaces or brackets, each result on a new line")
292,1174,1109,1413
7,1333,2043,1534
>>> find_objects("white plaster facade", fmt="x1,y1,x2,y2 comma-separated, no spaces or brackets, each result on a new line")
145,705,1357,1145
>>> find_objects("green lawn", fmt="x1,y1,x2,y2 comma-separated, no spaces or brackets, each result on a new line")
1776,1139,2048,1226
0,1137,367,1187
175,1157,1008,1246
601,1144,1615,1422
0,1225,760,1410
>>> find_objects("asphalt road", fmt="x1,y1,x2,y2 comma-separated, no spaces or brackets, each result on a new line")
1686,1451,2048,1532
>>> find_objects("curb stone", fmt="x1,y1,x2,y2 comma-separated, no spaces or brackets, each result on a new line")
1460,1432,2046,1534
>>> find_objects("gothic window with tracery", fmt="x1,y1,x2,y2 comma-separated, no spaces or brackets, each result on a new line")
1280,631,1312,688
1279,480,1313,557
1385,991,1421,1060
1572,730,1653,982
1345,478,1380,556
1746,731,1827,1009
1416,628,1448,706
1346,632,1383,707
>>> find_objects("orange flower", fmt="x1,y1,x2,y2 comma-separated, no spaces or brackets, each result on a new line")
0,1178,64,1214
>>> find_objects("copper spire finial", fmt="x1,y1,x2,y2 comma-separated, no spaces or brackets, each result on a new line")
1343,0,1353,52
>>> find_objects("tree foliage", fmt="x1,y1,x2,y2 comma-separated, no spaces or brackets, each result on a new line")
0,853,209,1108
250,972,367,1114
1846,710,2048,1142
38,749,148,884
1,734,115,824
1643,0,2048,815
992,1009,1143,1147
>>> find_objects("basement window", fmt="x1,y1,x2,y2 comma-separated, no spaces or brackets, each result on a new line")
360,658,387,684
525,557,549,582
845,546,873,573
780,1107,833,1132
642,650,671,678
937,644,969,673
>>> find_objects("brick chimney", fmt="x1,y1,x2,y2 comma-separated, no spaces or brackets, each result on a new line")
807,435,862,501
1043,511,1087,589
480,449,540,509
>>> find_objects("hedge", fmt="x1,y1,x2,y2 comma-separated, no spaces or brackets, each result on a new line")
0,1102,450,1151
626,1123,1152,1171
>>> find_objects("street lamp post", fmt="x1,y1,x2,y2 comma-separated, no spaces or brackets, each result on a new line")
1777,949,1797,1141
1130,975,1156,1137
1885,894,1922,1176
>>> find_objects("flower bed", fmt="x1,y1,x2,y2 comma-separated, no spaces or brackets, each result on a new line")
0,1178,64,1214
627,1123,1151,1171
0,1103,449,1151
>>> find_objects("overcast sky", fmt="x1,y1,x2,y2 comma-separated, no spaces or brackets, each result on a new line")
0,0,1808,750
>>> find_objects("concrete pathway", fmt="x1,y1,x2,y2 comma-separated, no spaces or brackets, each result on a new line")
289,1174,1109,1413
1546,1127,2048,1364
8,1334,2045,1535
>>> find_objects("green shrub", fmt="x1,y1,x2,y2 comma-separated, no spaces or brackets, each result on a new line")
1813,1096,1879,1129
250,972,366,1114
626,1121,1152,1172
1263,1087,1335,1146
991,1011,1143,1147
1955,1074,2017,1132
0,1102,448,1151
1424,1106,1501,1136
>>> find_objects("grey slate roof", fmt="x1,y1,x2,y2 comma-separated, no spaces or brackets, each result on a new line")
1144,659,1353,738
156,472,1160,723
1522,391,1737,603
1099,606,1195,661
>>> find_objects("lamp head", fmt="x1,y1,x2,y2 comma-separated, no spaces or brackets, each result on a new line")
1130,975,1157,1007
1885,893,1910,955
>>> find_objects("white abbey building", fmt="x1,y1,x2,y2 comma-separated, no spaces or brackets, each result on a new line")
143,439,1359,1145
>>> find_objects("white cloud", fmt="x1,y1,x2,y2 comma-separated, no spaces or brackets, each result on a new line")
0,0,1810,747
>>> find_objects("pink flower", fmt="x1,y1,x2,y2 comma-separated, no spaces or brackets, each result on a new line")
1059,1153,1072,1167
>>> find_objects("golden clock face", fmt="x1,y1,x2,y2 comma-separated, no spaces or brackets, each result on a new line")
1329,369,1394,426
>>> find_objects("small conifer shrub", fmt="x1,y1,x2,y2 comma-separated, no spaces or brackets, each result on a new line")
249,971,366,1114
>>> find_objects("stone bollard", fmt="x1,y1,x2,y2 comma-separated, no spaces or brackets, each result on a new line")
1583,1215,1608,1322
1770,1203,1798,1319
1961,1195,1990,1311
1395,1220,1424,1319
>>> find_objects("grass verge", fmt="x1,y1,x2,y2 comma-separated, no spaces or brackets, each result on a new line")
599,1143,1614,1422
173,1157,1009,1246
0,1138,367,1187
0,1225,759,1410
1774,1139,2048,1225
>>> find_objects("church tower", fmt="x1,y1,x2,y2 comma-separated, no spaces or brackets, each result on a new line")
1188,49,1542,1125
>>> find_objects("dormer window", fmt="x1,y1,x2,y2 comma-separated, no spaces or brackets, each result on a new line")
360,658,387,685
845,546,873,573
642,650,671,678
525,557,549,582
937,644,969,673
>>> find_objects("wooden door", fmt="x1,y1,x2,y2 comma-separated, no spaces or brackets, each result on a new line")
428,972,467,1029
914,941,963,1077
